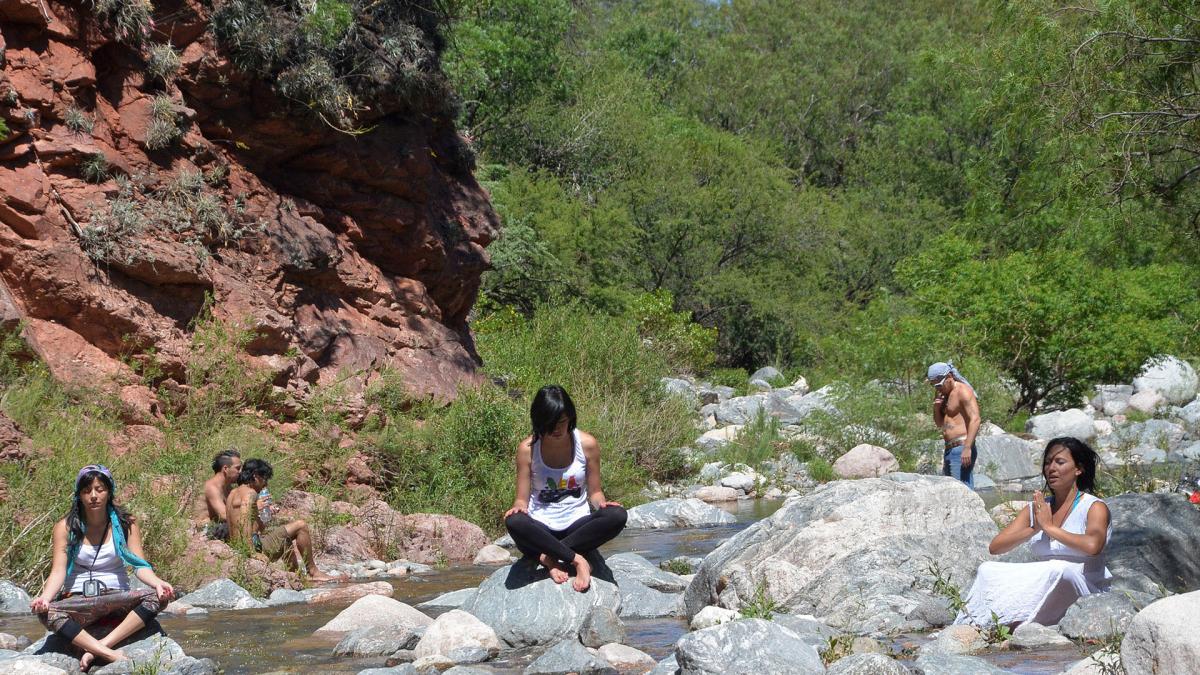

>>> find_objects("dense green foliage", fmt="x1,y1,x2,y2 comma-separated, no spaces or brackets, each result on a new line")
446,0,1200,408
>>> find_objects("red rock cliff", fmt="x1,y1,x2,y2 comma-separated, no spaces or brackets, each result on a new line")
0,0,498,404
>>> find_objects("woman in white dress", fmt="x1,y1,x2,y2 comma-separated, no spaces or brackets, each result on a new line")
956,437,1111,627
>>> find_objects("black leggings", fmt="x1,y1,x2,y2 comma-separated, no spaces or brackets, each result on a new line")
505,505,627,566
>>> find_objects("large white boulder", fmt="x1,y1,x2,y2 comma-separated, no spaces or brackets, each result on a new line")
413,609,501,660
832,444,899,479
1121,590,1200,675
1025,409,1095,441
314,595,432,634
1132,356,1199,406
626,498,735,529
683,474,996,633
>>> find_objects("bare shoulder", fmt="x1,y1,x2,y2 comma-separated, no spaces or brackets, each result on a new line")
1088,499,1111,519
578,431,600,454
516,436,533,457
52,519,68,536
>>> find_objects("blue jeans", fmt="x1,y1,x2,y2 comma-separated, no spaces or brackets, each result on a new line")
943,443,975,489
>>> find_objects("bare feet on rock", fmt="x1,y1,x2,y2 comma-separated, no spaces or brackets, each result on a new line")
539,554,571,584
571,554,592,592
81,649,126,672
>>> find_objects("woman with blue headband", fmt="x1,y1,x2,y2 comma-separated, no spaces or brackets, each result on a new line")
29,465,175,670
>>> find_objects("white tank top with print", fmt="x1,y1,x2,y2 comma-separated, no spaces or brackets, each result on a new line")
528,429,591,530
65,535,130,594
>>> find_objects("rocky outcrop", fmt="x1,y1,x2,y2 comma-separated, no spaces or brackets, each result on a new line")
0,0,497,402
683,474,997,634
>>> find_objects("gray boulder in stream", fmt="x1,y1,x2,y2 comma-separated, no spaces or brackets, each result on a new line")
462,554,621,648
523,639,618,675
1105,493,1200,594
177,579,266,610
1059,590,1157,639
674,618,825,674
972,434,1040,483
683,474,996,634
912,653,1011,674
0,581,31,615
626,498,735,529
608,553,690,592
92,635,217,675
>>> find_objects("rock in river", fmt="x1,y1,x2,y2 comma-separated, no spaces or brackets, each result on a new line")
683,474,996,634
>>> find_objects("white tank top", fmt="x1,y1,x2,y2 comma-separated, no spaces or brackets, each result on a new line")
528,429,591,530
65,534,129,594
1029,492,1113,587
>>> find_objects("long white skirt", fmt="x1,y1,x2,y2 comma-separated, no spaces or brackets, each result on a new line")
954,559,1100,627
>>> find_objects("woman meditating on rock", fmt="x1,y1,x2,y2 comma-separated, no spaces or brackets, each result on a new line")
504,385,627,592
29,465,175,670
956,437,1111,627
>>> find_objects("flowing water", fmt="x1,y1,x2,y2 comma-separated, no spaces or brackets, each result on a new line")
0,496,1086,674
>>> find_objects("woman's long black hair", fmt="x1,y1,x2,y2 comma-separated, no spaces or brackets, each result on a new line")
1042,436,1099,493
66,470,134,547
530,385,577,439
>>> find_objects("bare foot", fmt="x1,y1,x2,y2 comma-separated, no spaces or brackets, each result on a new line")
538,554,570,584
82,649,126,672
572,555,591,592
307,571,337,583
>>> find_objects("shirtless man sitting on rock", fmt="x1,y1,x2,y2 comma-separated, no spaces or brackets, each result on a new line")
203,449,241,540
226,458,334,582
929,362,981,489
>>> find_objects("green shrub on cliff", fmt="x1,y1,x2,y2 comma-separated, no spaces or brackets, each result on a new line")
211,0,453,132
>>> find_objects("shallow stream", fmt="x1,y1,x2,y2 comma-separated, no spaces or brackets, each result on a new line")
0,496,1088,674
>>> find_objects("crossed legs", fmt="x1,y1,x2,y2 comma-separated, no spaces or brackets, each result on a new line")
504,506,627,591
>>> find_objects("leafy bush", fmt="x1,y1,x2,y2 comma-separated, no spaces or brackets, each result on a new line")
628,290,717,375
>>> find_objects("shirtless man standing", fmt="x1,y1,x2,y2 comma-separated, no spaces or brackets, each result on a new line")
226,459,334,582
203,449,241,539
929,362,981,488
